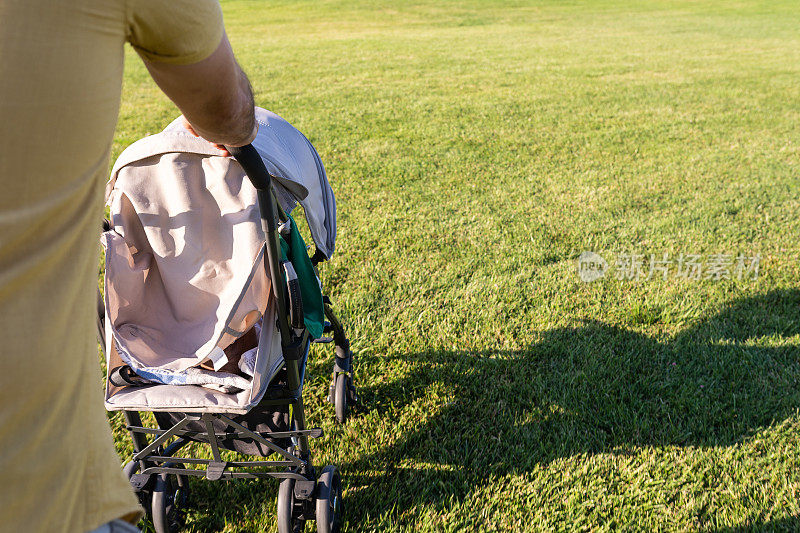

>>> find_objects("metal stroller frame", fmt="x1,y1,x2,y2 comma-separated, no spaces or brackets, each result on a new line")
98,144,356,532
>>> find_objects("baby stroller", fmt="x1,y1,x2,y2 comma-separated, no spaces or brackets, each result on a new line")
97,108,356,532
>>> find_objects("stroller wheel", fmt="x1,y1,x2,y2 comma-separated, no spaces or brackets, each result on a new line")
315,466,343,533
334,373,348,424
277,478,306,533
123,461,151,516
152,468,189,533
123,460,138,481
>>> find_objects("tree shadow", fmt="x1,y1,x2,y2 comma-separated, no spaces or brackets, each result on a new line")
343,289,800,526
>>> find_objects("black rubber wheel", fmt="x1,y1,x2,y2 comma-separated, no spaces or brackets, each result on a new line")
334,373,348,424
152,468,188,533
123,461,138,481
123,461,151,517
315,466,343,533
277,478,305,533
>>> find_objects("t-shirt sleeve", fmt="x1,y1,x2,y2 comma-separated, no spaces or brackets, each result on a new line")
127,0,224,65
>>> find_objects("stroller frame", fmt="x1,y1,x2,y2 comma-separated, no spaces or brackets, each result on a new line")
100,144,354,532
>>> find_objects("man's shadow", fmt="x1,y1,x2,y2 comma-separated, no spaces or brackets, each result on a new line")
342,289,800,526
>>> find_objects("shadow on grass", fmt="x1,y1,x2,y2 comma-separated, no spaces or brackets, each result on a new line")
343,289,800,527
713,514,800,532
180,476,276,532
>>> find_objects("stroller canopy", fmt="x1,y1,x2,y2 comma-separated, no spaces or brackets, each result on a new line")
109,107,336,258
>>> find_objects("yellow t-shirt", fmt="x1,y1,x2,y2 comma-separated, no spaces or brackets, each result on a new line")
0,0,223,531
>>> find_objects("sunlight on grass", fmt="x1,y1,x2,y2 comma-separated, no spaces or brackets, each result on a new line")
107,0,800,530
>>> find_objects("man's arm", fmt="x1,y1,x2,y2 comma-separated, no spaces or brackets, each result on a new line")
141,31,256,147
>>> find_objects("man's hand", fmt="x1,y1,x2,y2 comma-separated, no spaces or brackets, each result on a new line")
181,116,257,156
141,31,257,148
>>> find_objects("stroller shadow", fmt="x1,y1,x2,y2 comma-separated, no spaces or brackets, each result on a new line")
343,289,800,526
180,475,278,532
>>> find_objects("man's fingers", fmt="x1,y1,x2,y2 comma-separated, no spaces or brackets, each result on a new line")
182,117,199,137
182,116,231,156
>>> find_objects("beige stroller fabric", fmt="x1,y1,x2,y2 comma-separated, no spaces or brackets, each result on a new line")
102,147,286,411
103,151,271,378
103,299,283,414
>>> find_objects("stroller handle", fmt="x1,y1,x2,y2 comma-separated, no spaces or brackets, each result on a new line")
226,143,280,234
225,143,293,344
226,144,271,191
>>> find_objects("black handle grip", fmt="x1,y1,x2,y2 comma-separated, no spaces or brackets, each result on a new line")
226,143,272,191
226,143,292,343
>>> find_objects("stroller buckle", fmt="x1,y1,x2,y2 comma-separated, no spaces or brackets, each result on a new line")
282,333,309,361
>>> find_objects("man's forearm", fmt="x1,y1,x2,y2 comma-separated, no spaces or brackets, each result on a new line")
142,32,257,147
185,61,256,146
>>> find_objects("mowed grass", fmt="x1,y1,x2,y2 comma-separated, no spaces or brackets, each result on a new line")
108,1,800,531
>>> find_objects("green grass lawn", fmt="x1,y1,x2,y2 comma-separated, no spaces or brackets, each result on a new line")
109,0,800,530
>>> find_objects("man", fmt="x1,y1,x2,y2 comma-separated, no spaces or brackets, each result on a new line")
0,0,257,530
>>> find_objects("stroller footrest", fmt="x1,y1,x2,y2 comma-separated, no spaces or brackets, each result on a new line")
268,427,323,440
206,461,227,481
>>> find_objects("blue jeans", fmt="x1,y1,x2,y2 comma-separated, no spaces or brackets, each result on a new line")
88,519,140,533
